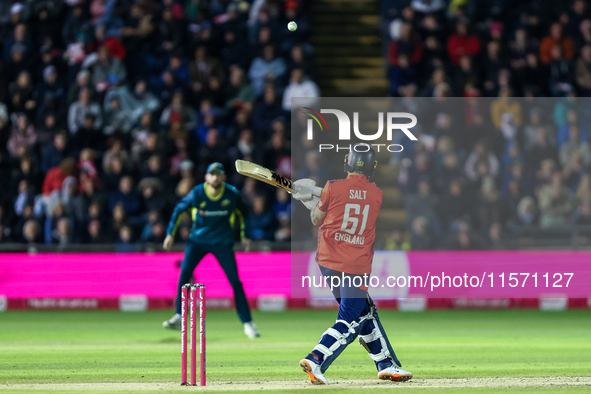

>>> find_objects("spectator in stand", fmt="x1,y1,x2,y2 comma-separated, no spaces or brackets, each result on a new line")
447,18,481,66
6,43,31,85
464,141,500,182
260,129,290,175
441,178,471,230
86,219,108,243
248,196,276,241
91,46,127,93
14,179,34,218
281,69,319,111
225,66,255,110
34,65,66,122
388,22,423,67
523,109,553,152
248,45,286,96
451,55,475,95
157,7,184,56
11,156,41,197
37,112,59,148
68,88,102,134
7,113,37,158
4,23,31,63
138,177,167,215
406,177,441,235
573,200,591,225
527,127,559,174
560,125,591,168
574,174,591,207
8,71,35,119
160,91,197,131
221,29,251,71
102,95,132,136
22,219,42,244
389,54,418,97
41,132,68,174
109,176,139,215
538,172,572,228
287,45,315,80
190,46,225,99
197,128,228,176
576,45,591,96
540,22,575,64
549,45,576,96
253,85,283,138
410,216,436,250
67,70,96,106
476,177,506,233
577,19,591,49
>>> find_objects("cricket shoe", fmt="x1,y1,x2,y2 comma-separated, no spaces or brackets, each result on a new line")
377,362,413,382
162,314,182,330
299,358,328,385
243,321,260,339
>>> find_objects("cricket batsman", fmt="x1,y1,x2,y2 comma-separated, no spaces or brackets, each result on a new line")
293,144,412,384
162,162,260,339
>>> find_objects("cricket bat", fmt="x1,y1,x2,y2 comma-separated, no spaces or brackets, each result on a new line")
234,160,322,197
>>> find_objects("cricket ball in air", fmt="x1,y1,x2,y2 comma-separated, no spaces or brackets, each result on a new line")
288,21,298,31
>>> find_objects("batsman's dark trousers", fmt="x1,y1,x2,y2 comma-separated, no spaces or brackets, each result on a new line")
175,240,252,323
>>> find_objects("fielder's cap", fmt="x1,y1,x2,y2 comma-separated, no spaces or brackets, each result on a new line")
206,162,225,175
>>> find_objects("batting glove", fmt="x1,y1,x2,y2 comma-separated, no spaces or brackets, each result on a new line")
293,179,322,201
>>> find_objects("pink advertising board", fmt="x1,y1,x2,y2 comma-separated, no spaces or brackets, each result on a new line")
290,251,591,299
0,252,291,299
1,251,590,309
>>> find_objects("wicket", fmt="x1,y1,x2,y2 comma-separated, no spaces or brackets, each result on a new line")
181,283,205,386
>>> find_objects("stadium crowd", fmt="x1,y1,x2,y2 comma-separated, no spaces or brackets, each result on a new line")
380,0,591,249
0,0,318,245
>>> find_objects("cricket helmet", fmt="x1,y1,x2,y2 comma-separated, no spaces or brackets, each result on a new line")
344,143,377,179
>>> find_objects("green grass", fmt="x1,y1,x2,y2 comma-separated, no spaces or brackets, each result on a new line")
0,309,590,392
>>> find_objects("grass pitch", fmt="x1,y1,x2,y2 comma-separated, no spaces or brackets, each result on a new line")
1,309,590,393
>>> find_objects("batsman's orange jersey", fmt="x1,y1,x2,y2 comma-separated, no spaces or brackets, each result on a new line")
316,174,382,275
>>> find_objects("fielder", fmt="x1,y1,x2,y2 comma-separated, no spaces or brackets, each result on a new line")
293,144,412,384
162,162,260,339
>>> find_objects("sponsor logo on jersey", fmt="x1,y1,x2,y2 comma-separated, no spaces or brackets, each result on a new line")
199,210,229,217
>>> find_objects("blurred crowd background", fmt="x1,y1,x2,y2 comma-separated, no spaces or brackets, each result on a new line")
291,0,591,250
376,0,591,249
0,0,318,246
